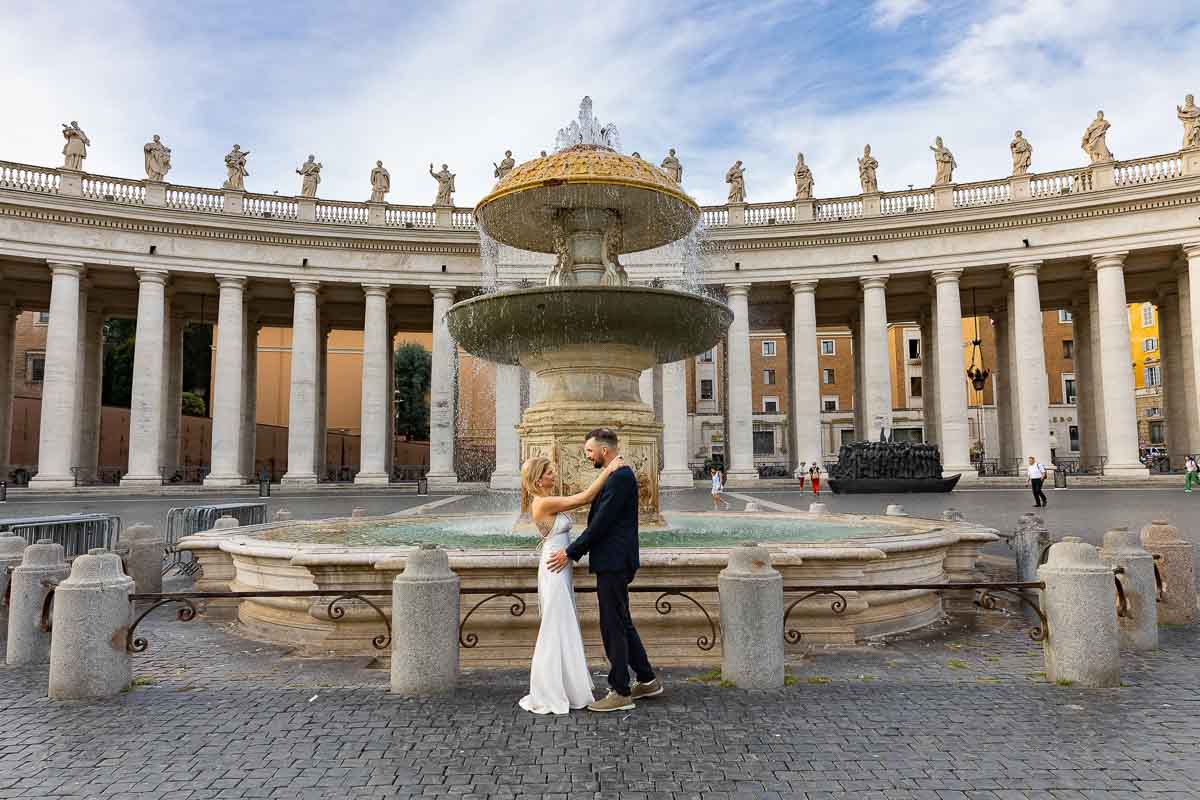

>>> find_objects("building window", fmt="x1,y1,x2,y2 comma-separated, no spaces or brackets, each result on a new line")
1142,303,1155,327
822,368,835,385
761,340,776,357
762,369,776,385
820,339,835,356
1069,425,1080,452
1144,407,1161,418
699,379,714,400
753,429,775,455
909,376,922,397
1145,365,1161,386
1063,376,1077,405
1062,340,1074,359
1149,421,1165,444
698,349,714,363
762,397,779,414
1058,309,1073,324
1143,337,1157,353
821,396,839,412
35,311,50,325
27,353,46,383
907,338,920,360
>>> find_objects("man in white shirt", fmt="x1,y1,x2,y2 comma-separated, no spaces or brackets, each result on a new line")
1027,456,1048,508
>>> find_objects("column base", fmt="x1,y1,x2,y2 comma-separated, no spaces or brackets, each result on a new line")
203,474,250,488
120,474,164,489
489,470,521,490
426,473,459,491
1102,463,1151,479
28,474,77,490
280,473,318,486
723,469,760,486
353,472,391,486
659,469,696,488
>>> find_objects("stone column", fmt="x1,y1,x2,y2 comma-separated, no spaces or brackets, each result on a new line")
160,313,185,478
356,285,392,484
121,270,170,488
1007,262,1051,468
427,287,459,488
1099,528,1158,652
1182,246,1200,453
31,262,84,489
282,281,320,485
920,310,940,447
70,281,90,479
992,303,1016,467
859,276,892,439
1037,538,1120,688
1086,275,1108,461
316,323,329,478
240,316,259,480
1072,296,1098,465
1158,286,1188,466
1092,253,1147,477
389,544,460,695
790,280,822,470
205,276,248,487
851,315,864,439
0,300,19,482
660,360,694,487
48,549,135,699
932,271,972,473
489,363,522,489
385,330,396,479
723,284,758,483
639,369,655,406
76,304,106,484
718,544,784,689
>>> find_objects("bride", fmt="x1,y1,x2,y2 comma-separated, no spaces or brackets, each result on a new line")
518,454,625,714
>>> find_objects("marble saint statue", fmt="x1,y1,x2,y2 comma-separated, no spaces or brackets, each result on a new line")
143,134,172,181
369,161,390,202
430,163,455,206
858,144,879,194
660,148,682,183
1081,111,1113,163
929,136,956,185
223,145,249,191
61,121,90,170
1010,130,1032,176
725,160,746,204
1178,94,1200,149
793,152,813,199
296,154,322,198
493,150,515,180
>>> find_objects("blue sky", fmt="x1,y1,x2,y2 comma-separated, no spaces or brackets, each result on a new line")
1,0,1197,205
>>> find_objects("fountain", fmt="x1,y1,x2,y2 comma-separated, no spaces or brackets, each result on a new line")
447,97,732,522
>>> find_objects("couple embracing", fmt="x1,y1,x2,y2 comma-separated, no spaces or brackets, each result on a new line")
518,427,663,714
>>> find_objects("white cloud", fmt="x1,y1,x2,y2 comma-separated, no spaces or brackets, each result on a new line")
872,0,930,28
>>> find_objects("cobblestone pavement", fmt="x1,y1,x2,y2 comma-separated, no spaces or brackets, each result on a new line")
2,609,1199,799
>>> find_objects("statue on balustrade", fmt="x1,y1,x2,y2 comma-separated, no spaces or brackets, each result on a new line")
296,154,322,198
1010,130,1032,176
430,163,455,206
1178,94,1200,149
60,121,89,171
725,160,746,204
793,152,813,199
1081,111,1113,163
858,144,879,193
930,136,956,184
143,134,171,182
223,145,249,191
660,148,683,183
369,160,390,202
493,150,516,181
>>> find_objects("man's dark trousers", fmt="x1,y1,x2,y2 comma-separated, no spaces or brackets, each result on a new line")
596,570,654,695
1031,477,1048,506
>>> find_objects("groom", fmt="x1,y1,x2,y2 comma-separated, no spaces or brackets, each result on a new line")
547,428,662,711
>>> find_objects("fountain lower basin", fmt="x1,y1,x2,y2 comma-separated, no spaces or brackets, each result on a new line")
179,512,999,666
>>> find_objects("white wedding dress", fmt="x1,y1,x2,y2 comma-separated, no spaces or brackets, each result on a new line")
518,512,595,715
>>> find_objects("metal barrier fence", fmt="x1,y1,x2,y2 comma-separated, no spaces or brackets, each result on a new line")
0,513,121,559
163,503,267,574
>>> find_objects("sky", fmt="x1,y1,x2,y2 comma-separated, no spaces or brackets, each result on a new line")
1,0,1197,207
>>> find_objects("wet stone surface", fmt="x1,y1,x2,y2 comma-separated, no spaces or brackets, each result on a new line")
2,607,1199,799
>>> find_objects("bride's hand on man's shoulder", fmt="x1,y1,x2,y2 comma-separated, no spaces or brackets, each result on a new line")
605,456,626,474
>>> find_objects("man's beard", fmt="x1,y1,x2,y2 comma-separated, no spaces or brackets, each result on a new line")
592,457,604,469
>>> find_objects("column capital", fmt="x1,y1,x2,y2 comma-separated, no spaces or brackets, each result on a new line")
1006,261,1042,279
1090,252,1128,270
363,284,391,299
47,261,85,278
1181,243,1200,260
215,274,247,291
291,279,321,295
789,279,818,295
430,286,457,302
724,283,751,297
859,275,888,291
134,268,170,286
931,269,963,285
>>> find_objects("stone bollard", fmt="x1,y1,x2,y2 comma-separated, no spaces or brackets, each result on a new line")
273,508,293,522
885,504,908,516
1100,528,1158,651
1140,519,1196,625
351,507,367,519
0,534,27,647
391,543,459,695
48,549,135,699
6,539,70,666
718,543,784,689
742,502,760,513
808,502,827,514
1037,537,1119,687
1011,513,1051,583
121,524,164,595
942,508,965,522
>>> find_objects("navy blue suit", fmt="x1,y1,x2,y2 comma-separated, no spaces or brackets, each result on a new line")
564,464,655,695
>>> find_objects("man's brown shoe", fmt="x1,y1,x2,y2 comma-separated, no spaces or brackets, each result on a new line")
631,678,664,699
586,690,636,712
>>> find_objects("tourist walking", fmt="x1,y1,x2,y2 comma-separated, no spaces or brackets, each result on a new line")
1027,456,1048,507
517,453,626,715
710,466,730,510
796,462,806,491
1185,455,1199,493
808,463,821,495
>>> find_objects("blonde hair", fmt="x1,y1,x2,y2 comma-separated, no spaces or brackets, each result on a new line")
521,456,553,499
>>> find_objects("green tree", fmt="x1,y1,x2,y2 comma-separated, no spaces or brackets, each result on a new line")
182,323,213,414
181,392,206,417
102,318,136,407
394,343,431,440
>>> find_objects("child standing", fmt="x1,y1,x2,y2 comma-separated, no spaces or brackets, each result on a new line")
710,467,730,510
808,463,821,495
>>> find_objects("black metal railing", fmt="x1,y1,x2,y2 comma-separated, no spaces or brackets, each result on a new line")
1051,457,1106,476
